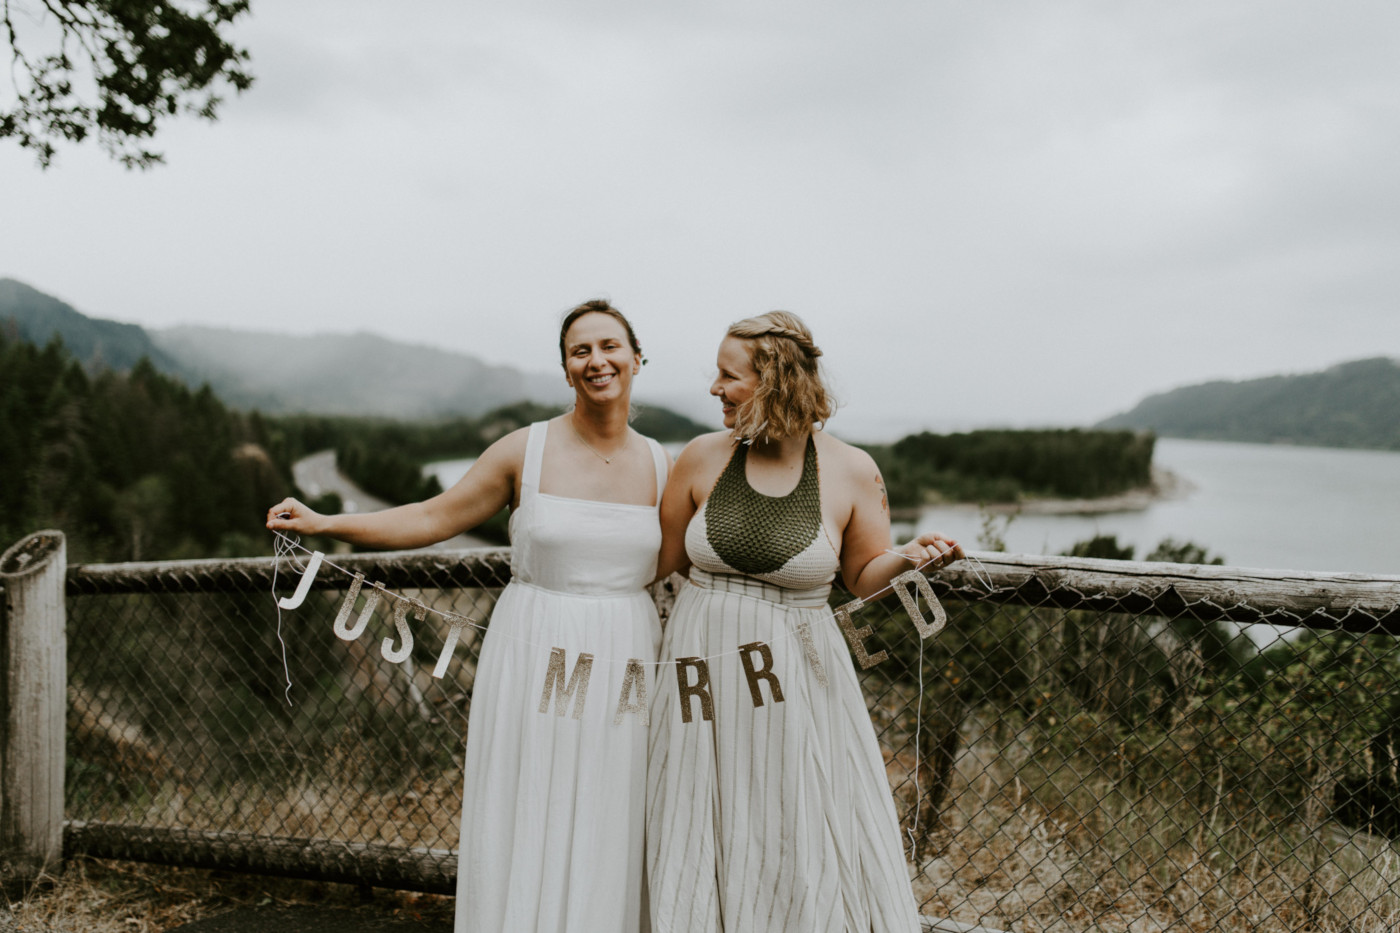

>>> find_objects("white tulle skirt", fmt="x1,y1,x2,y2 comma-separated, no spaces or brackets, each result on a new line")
455,581,660,933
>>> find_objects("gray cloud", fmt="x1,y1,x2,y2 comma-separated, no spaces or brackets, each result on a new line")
2,0,1396,437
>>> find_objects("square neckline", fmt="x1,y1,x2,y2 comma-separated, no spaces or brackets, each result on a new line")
526,420,667,510
536,490,659,510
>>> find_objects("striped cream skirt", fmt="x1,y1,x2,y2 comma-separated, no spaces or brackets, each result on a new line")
646,573,920,933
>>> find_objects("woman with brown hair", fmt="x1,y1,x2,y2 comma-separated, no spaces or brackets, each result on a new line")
646,311,960,932
268,299,667,933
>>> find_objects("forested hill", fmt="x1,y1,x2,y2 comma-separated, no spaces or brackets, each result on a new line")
0,277,180,372
1098,358,1400,450
0,332,283,562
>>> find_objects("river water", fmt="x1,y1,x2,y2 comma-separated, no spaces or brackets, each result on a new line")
907,438,1400,575
429,438,1400,576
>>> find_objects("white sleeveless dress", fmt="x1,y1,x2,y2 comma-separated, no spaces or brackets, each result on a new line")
647,437,920,933
455,420,666,933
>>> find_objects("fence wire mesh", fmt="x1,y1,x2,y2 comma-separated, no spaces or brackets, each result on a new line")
61,548,1400,932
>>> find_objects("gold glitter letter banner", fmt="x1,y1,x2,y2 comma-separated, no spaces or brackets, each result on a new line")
891,569,947,640
675,657,714,724
538,647,595,721
739,641,785,708
795,621,829,688
834,598,888,670
382,596,423,663
613,659,650,725
432,612,473,680
277,550,324,610
332,573,380,641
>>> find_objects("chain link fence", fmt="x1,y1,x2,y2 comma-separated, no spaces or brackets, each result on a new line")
59,548,1400,932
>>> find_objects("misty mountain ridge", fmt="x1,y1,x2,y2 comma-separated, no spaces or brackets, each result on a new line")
1099,357,1400,450
1,277,583,419
12,276,1392,447
0,277,181,372
152,324,574,418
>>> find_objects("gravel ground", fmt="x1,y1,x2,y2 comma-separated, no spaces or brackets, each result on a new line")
2,861,455,933
167,906,453,932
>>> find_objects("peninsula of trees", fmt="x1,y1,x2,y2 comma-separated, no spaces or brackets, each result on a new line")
865,428,1156,509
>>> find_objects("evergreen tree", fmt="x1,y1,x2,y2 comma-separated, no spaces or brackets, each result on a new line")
0,332,286,560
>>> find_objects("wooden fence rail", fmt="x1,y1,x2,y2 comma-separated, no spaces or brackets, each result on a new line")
936,552,1400,633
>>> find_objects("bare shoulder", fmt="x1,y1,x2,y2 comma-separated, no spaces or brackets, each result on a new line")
686,429,737,449
671,430,736,489
815,432,888,531
676,430,735,466
475,425,530,474
813,431,877,478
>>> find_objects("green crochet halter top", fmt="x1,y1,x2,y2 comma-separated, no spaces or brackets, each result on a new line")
704,436,821,575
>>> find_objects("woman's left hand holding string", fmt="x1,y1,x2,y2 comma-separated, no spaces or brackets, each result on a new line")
896,532,963,571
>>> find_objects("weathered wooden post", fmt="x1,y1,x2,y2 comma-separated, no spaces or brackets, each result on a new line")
1,531,67,887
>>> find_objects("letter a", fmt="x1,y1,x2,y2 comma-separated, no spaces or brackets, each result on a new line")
538,647,594,720
613,659,650,725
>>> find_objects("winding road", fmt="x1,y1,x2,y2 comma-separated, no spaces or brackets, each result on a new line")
292,450,493,549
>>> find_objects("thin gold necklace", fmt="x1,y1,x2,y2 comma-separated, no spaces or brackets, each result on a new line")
570,416,629,465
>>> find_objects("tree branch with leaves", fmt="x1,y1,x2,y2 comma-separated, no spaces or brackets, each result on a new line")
2,0,253,168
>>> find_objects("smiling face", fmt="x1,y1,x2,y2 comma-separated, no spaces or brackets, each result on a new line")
710,335,759,429
563,311,642,405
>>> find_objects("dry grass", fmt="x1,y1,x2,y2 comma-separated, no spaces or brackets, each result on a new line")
81,767,465,852
2,858,454,933
880,707,1400,933
52,692,1400,933
23,714,1400,933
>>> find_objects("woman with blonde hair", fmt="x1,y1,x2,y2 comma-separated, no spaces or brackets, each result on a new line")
269,299,667,933
647,311,959,932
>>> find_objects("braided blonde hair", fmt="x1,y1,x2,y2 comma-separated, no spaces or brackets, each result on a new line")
727,311,835,441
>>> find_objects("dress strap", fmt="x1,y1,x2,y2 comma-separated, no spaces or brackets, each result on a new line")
646,437,668,506
521,421,548,499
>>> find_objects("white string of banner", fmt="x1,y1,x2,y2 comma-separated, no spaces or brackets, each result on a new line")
268,529,991,670
269,533,301,707
908,614,928,863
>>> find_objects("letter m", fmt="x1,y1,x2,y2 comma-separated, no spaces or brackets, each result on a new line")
538,647,595,720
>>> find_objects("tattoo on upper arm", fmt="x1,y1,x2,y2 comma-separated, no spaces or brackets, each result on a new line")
875,472,888,514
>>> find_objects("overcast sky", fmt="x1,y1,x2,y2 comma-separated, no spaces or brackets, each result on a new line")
4,0,1398,441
